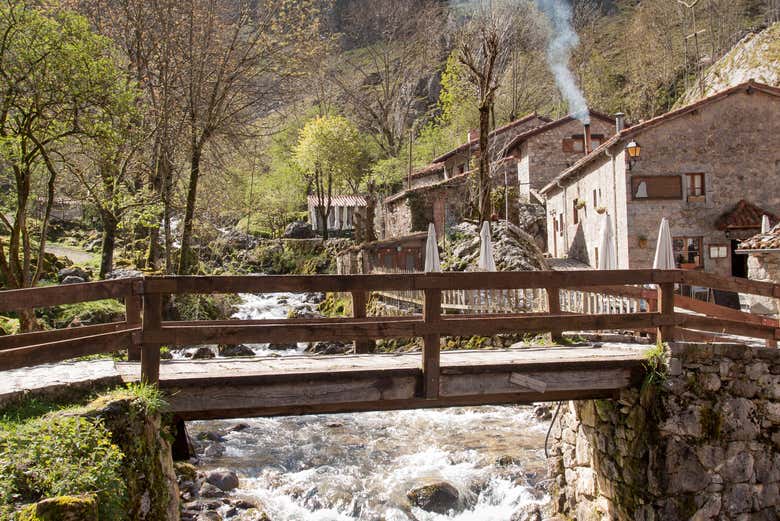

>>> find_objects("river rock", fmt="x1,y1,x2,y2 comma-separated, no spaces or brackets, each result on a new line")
283,221,314,239
197,512,222,521
511,503,542,521
228,422,251,432
197,431,226,442
407,481,460,514
218,344,255,357
192,347,216,360
199,482,225,498
306,341,351,355
237,508,271,521
304,292,325,303
206,468,240,491
106,268,143,279
267,342,298,351
62,275,86,284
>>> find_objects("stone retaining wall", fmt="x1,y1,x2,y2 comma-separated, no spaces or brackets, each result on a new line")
549,342,780,520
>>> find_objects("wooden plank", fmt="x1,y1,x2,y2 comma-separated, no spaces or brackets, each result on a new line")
680,270,780,298
423,288,441,399
0,330,137,371
144,312,665,346
351,291,373,354
141,270,683,294
0,322,132,351
658,283,676,342
509,372,548,393
0,278,136,312
141,292,162,384
674,294,779,327
442,368,633,397
678,314,776,341
674,328,733,343
126,294,143,361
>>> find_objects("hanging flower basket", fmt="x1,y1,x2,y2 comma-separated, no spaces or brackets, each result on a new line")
596,206,607,214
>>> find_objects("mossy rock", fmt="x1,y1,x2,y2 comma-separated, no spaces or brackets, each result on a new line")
18,494,98,521
174,462,198,482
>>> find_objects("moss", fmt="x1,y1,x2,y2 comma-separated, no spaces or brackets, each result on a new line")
40,299,125,329
699,405,723,440
174,462,198,482
318,292,352,317
17,494,98,521
0,315,20,336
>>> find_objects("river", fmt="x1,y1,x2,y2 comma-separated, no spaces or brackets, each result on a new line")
187,292,551,520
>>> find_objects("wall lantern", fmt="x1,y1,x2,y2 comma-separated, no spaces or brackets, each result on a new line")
626,140,641,170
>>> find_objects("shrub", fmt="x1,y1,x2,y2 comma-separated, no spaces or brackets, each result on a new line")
0,415,126,519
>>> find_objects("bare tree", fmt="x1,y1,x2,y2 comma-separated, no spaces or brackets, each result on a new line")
457,1,518,222
331,0,445,158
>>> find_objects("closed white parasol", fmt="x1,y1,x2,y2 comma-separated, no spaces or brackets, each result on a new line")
478,221,497,271
653,218,675,270
597,214,616,270
424,223,440,273
762,214,771,234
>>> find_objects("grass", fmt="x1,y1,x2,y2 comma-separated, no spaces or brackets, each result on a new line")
644,340,668,385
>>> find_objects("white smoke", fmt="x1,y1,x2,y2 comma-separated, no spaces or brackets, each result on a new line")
536,0,589,123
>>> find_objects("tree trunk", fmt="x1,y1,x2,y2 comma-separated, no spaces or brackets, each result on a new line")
178,145,201,274
18,308,37,333
99,211,118,279
477,105,492,222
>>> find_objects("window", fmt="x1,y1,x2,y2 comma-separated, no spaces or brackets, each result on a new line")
686,173,705,200
673,237,703,268
631,176,683,200
457,163,466,175
709,244,728,259
558,213,564,235
573,200,579,225
593,189,598,207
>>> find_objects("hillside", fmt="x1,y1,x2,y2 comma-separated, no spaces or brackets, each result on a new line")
676,22,780,106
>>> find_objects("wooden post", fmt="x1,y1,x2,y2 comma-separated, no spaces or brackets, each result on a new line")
125,287,142,361
422,288,441,399
547,287,563,343
141,290,162,384
658,282,676,343
351,291,373,354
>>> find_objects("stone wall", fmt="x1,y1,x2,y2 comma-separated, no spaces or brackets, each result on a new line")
550,342,780,520
745,252,780,316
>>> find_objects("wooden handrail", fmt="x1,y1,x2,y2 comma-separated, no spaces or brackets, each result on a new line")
0,269,778,388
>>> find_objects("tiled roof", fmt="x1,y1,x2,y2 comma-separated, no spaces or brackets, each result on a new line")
739,223,780,251
430,112,550,163
307,194,367,207
409,162,445,180
715,200,778,230
501,110,616,156
541,80,780,195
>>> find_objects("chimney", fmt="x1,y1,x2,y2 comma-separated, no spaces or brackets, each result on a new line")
615,112,625,133
583,123,592,155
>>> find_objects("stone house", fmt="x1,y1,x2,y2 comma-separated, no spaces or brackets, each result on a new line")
307,194,367,236
540,80,780,282
737,223,780,316
382,110,617,240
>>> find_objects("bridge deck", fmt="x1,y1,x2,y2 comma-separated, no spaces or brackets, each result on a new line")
117,345,649,420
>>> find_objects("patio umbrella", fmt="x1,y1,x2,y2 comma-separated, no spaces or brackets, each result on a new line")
478,221,496,271
597,214,616,270
762,214,771,234
424,223,440,273
653,218,675,270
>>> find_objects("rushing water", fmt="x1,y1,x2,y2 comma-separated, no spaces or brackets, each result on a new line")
189,292,550,520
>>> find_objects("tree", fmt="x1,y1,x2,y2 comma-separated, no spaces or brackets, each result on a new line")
331,0,445,158
456,1,518,222
0,2,134,330
175,0,323,274
293,115,365,241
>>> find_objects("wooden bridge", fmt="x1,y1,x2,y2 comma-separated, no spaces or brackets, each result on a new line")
0,270,778,420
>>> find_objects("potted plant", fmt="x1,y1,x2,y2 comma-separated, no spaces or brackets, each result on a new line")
575,199,586,210
596,206,607,214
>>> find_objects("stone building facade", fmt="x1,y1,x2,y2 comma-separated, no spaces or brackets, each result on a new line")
541,81,780,278
551,341,780,521
738,223,780,315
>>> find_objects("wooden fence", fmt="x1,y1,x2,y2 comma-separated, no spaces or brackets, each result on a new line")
0,270,778,400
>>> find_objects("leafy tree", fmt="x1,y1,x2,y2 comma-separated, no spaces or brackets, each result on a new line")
293,115,365,240
0,2,135,330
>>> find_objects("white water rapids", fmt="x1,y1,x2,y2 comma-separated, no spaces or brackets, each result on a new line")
188,292,550,520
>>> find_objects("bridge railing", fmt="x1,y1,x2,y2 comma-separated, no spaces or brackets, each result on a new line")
0,269,778,400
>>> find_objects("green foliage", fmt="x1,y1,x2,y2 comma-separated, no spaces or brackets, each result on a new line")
249,241,334,275
171,294,239,321
318,292,351,317
40,299,126,329
0,415,126,519
0,316,20,336
644,341,668,386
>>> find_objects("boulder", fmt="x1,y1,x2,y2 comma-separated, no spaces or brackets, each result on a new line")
205,468,240,491
218,344,255,357
511,503,542,521
197,511,223,521
236,508,271,521
305,341,351,355
192,347,216,360
407,481,460,514
283,221,314,239
18,494,99,521
58,266,91,282
106,268,143,279
267,342,298,351
61,275,86,285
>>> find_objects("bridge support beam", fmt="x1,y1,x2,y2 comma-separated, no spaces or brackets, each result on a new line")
141,291,162,384
547,287,563,342
351,291,374,354
657,282,676,343
126,289,142,362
